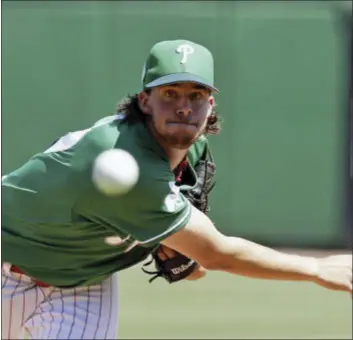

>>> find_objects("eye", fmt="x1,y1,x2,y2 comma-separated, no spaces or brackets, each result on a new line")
164,89,178,99
189,92,204,101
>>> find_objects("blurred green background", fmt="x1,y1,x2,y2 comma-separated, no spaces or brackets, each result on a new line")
2,1,352,339
2,0,351,248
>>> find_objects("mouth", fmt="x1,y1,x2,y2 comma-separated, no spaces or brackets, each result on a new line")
166,122,197,127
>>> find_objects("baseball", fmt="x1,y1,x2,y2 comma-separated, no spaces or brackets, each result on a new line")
92,148,139,196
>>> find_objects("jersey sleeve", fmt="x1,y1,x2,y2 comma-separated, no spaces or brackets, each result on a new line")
77,152,192,248
130,175,192,246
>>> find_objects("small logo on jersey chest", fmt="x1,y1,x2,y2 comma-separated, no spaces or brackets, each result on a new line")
168,181,180,195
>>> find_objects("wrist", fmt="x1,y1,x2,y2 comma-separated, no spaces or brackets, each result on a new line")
301,256,320,281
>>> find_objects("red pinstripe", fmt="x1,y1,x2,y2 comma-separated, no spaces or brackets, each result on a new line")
8,273,23,339
21,280,26,328
7,286,13,339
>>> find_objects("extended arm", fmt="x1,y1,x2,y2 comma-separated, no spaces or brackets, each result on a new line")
161,206,352,292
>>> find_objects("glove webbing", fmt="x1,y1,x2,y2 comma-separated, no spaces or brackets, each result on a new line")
141,247,170,283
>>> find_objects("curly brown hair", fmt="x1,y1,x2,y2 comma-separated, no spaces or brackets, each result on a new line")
116,93,221,136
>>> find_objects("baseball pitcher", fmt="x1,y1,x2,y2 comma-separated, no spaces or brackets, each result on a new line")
2,40,352,340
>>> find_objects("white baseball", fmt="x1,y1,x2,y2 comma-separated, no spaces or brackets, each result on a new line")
92,149,139,196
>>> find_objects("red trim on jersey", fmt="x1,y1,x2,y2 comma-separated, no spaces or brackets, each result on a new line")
174,160,188,183
10,265,50,288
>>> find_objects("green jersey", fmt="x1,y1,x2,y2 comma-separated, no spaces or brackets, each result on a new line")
2,115,210,288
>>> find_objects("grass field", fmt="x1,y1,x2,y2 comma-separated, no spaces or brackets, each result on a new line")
118,251,352,339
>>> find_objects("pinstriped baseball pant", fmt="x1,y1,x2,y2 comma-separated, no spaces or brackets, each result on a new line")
1,263,119,339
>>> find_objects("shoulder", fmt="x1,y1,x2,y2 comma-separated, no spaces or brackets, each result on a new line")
71,114,139,160
43,115,124,155
85,114,125,150
92,114,125,127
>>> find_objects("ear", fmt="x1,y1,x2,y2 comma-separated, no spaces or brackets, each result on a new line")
138,91,153,115
207,96,215,117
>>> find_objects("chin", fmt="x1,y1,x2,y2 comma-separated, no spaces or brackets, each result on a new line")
165,133,199,149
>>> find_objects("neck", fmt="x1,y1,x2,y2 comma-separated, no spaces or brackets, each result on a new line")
147,121,189,170
164,148,188,170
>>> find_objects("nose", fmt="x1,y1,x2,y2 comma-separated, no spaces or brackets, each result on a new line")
176,98,192,118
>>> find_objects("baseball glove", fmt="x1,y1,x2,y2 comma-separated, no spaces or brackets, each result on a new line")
182,147,216,214
142,246,201,283
142,146,216,283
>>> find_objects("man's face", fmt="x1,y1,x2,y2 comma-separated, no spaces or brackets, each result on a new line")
139,82,214,149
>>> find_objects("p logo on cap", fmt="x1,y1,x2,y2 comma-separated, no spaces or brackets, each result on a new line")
176,44,195,64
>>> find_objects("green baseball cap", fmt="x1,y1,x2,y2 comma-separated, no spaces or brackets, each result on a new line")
141,39,219,93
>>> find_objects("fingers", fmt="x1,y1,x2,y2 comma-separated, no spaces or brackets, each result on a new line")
332,278,351,293
327,254,352,264
316,255,353,294
338,280,353,293
156,245,178,260
347,273,352,293
318,281,352,293
184,266,207,281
